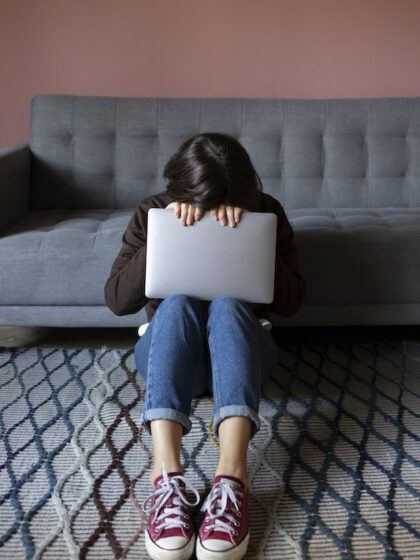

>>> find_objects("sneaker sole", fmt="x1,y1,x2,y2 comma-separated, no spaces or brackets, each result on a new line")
145,530,196,560
195,531,250,560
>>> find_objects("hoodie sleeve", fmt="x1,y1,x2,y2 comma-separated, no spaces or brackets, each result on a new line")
104,203,150,316
268,197,306,317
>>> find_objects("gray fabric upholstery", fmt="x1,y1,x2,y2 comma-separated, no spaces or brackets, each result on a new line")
0,209,127,306
0,305,147,327
1,208,419,309
30,96,420,210
0,94,420,327
0,304,419,328
0,144,30,233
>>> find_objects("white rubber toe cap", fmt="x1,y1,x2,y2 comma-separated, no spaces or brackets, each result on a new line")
202,538,233,551
156,535,189,550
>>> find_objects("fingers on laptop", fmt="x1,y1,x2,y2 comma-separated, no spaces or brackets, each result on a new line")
234,207,247,224
165,202,181,217
211,205,247,227
166,202,204,226
166,202,246,227
194,207,204,222
184,204,200,225
181,204,202,225
211,204,231,227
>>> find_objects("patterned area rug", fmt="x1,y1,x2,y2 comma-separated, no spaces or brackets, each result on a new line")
0,341,419,559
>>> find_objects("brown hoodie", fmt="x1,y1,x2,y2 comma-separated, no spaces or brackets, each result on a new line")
104,190,306,323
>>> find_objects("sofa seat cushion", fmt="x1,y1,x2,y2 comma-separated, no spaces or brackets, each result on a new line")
288,208,420,306
1,207,420,308
287,207,420,229
0,209,132,305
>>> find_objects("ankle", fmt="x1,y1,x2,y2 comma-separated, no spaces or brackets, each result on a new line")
150,460,183,487
214,463,248,490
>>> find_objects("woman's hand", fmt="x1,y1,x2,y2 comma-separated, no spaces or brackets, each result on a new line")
210,204,247,227
165,202,204,226
165,202,247,227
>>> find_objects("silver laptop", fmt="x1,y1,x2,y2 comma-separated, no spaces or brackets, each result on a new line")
145,208,277,303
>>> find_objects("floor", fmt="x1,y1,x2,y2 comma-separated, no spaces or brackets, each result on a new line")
1,324,420,349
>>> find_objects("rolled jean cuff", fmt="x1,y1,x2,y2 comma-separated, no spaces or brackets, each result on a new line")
212,405,261,441
140,408,192,436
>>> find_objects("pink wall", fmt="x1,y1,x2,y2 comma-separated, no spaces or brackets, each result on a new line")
1,0,420,148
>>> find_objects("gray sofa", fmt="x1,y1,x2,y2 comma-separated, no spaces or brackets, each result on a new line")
1,95,419,327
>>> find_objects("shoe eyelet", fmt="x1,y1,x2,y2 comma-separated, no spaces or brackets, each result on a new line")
184,523,189,528
234,521,240,526
234,530,238,535
237,511,242,517
183,513,188,518
204,526,209,532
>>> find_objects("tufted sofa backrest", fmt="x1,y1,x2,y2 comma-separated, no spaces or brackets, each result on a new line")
29,95,420,210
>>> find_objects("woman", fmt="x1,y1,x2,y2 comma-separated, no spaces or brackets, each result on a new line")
105,132,306,560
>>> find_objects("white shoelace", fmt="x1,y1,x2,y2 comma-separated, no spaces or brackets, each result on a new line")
200,479,244,543
143,464,200,534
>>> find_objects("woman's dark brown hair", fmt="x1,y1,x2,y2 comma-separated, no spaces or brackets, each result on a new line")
163,132,263,211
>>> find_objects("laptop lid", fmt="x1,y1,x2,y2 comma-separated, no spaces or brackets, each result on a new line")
145,208,277,303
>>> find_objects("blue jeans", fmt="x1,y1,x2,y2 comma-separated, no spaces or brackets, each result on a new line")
134,294,280,440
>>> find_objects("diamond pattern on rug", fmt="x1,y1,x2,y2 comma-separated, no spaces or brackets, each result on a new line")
0,341,419,559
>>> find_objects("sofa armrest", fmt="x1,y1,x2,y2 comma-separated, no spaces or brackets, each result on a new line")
0,144,31,234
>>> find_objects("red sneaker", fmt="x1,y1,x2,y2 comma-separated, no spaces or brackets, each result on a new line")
143,464,200,560
196,475,249,560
